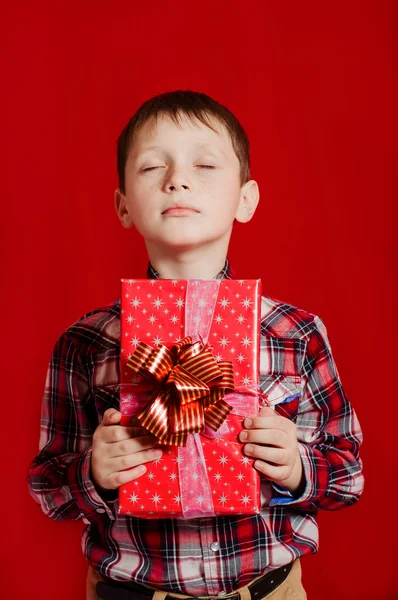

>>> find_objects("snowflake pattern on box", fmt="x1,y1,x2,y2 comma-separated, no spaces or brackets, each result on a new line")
118,279,262,518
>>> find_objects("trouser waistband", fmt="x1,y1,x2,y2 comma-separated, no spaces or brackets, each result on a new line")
96,561,293,600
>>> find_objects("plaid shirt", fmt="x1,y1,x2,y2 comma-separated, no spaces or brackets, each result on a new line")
28,259,364,596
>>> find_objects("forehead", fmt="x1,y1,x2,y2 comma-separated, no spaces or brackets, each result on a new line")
129,113,235,157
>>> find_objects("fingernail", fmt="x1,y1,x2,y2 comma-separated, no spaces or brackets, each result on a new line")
245,444,253,453
245,418,252,427
137,465,146,475
153,450,162,458
240,431,248,441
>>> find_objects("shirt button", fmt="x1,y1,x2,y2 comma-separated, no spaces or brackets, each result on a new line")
96,508,106,513
210,541,220,552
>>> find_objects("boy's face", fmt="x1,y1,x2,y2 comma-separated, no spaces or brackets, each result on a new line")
115,113,258,252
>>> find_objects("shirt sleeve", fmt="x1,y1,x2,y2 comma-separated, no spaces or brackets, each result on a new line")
27,331,116,524
270,316,364,511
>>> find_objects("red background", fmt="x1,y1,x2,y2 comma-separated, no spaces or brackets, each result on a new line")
2,1,397,599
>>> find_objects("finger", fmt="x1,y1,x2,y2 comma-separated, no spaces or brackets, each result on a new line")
102,425,153,443
110,435,162,458
126,426,152,438
252,460,291,483
243,415,292,433
240,429,289,447
102,409,122,426
242,427,288,449
258,406,275,417
242,443,289,466
107,464,149,488
111,446,163,473
102,423,158,444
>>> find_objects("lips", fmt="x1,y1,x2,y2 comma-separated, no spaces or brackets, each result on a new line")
162,205,200,215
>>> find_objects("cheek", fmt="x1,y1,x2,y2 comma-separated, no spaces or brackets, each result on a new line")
127,183,159,214
210,188,241,219
127,173,158,195
209,175,241,206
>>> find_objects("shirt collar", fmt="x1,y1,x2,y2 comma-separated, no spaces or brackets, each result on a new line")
146,257,234,280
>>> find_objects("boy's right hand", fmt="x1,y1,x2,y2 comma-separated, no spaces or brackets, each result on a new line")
91,408,162,491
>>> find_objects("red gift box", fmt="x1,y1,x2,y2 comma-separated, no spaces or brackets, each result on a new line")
118,278,262,518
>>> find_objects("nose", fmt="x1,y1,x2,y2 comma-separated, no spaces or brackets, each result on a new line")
164,167,190,192
169,183,189,191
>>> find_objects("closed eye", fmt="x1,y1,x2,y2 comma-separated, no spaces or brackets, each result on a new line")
142,165,215,172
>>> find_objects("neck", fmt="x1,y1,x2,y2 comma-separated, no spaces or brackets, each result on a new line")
145,241,229,280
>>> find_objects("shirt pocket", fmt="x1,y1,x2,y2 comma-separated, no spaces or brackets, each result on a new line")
260,374,302,422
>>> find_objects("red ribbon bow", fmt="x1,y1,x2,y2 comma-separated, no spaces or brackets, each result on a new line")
126,336,235,446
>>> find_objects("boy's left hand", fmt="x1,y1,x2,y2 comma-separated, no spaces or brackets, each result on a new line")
239,406,305,495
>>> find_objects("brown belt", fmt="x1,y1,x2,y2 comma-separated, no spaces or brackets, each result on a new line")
96,562,292,600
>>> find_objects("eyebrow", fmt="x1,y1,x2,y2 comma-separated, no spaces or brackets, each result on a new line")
136,143,228,158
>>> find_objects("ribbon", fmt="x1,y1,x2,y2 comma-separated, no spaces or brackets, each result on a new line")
125,335,235,446
178,281,260,518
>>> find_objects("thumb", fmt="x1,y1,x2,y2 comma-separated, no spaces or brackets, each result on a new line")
258,405,275,417
102,408,122,426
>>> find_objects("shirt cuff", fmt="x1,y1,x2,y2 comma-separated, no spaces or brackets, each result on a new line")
67,447,117,523
269,442,328,507
271,483,297,500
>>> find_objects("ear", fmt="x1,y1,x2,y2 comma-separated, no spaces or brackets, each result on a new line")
114,188,134,228
234,180,260,223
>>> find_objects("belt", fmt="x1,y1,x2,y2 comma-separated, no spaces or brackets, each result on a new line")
96,562,292,600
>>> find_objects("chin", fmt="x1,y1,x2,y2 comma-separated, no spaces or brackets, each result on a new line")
158,233,214,249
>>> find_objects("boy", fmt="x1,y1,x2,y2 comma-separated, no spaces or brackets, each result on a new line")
28,90,364,600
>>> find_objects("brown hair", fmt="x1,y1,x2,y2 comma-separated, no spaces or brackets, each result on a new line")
117,90,250,194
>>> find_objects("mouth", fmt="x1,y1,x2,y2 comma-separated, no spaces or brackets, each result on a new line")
162,206,200,216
